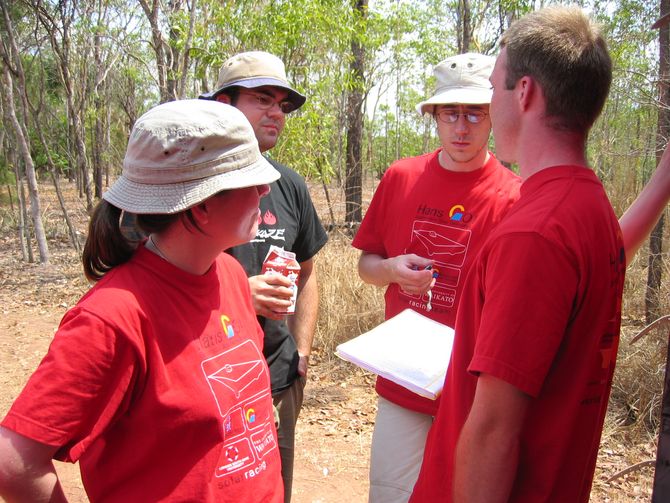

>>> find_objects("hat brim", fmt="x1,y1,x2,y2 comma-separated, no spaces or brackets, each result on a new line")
200,77,307,111
416,88,492,116
102,156,280,214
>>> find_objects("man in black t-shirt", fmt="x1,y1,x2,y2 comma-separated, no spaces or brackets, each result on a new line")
200,51,328,503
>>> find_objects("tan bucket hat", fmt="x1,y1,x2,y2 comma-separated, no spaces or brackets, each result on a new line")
416,53,495,115
103,99,280,214
199,51,306,111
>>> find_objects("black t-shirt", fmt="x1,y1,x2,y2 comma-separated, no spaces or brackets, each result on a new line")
227,158,328,394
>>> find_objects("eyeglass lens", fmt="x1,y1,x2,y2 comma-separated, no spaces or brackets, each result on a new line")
438,111,486,124
243,91,295,114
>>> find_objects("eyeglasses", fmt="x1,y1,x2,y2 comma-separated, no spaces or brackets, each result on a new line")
239,90,297,114
436,109,488,124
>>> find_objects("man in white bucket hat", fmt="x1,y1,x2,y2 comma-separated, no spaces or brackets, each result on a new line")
352,52,522,503
0,100,285,502
201,51,327,503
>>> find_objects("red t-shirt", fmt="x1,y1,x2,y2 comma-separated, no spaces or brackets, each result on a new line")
2,247,283,502
352,149,521,415
410,166,626,502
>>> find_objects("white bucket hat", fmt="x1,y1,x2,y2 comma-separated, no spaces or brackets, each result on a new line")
103,99,280,214
199,51,306,111
416,53,495,116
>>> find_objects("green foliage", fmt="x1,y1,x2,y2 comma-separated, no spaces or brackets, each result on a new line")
587,0,660,216
0,0,665,210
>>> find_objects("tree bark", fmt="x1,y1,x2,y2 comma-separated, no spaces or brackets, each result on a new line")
33,0,94,212
1,63,49,263
344,0,367,227
458,0,471,53
647,0,669,324
1,4,49,263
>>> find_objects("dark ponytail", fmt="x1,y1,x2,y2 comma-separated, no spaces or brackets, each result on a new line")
82,201,137,282
82,199,198,282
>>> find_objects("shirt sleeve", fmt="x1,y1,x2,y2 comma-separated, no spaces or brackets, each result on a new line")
290,174,328,264
468,232,578,397
351,171,391,256
2,307,139,462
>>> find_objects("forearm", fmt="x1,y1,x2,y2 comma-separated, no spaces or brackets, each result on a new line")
453,374,528,503
357,252,393,287
0,472,67,503
288,260,318,357
453,418,519,503
619,147,670,265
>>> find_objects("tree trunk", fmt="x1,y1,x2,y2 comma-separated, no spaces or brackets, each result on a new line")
647,0,669,324
1,5,49,263
31,111,82,253
458,0,471,53
33,0,94,212
9,147,29,261
1,65,48,263
345,0,367,227
139,0,189,103
93,19,105,198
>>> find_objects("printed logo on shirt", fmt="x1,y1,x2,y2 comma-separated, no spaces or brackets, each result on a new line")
417,203,444,219
201,340,277,481
253,228,286,242
401,219,472,313
262,210,277,225
245,408,256,424
449,204,473,223
225,445,240,462
221,315,235,338
252,209,286,243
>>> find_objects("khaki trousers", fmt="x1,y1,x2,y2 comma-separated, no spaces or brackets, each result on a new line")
368,396,433,503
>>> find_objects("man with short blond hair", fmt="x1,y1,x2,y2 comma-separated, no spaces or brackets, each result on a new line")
410,7,624,502
201,51,328,503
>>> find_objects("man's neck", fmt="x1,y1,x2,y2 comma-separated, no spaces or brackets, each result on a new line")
517,127,589,179
438,148,490,173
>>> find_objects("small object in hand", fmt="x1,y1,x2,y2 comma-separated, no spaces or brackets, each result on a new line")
426,289,433,312
261,245,301,314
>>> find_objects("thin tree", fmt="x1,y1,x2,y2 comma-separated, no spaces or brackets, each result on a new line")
457,0,471,53
138,0,197,103
345,0,367,227
32,0,95,212
0,2,49,263
648,1,669,325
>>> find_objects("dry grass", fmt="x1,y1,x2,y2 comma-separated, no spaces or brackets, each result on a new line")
313,234,384,358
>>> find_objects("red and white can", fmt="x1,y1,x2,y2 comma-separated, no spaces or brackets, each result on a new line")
261,246,301,314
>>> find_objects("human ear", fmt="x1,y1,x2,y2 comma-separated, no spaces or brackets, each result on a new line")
190,201,211,225
518,76,535,111
215,94,232,105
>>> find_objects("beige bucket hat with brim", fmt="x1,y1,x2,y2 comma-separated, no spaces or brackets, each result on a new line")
103,99,280,214
199,51,306,111
416,53,495,116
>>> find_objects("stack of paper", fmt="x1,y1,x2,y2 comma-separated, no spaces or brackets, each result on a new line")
335,309,455,399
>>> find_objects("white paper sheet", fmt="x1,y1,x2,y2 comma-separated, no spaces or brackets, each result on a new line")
335,309,455,399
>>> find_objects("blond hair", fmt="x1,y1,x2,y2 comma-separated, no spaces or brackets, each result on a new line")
501,6,611,133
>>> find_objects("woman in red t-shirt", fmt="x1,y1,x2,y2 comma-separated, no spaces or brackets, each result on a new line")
0,100,285,502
